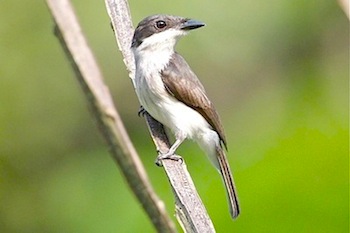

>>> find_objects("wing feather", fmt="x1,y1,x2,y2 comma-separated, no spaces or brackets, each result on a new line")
161,53,227,148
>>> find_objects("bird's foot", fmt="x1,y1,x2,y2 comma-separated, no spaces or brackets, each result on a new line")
155,151,183,167
138,106,146,117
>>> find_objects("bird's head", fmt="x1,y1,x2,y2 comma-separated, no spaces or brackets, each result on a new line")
131,15,205,52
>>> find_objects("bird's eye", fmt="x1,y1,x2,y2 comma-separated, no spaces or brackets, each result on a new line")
156,20,166,29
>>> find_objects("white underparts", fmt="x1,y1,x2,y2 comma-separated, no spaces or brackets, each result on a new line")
132,28,220,164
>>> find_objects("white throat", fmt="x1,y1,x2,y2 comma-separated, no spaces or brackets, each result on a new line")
132,29,187,73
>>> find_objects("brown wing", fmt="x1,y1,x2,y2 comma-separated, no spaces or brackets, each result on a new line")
161,53,227,149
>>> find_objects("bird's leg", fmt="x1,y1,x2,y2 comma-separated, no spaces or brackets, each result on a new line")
155,136,185,166
138,106,146,117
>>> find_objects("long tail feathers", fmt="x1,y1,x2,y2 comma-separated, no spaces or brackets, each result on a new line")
216,146,240,219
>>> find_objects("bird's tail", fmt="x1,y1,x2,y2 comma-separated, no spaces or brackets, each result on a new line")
215,146,240,219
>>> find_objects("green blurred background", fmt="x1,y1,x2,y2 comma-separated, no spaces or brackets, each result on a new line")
0,0,348,232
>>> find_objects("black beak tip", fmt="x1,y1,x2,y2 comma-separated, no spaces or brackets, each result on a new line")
181,19,205,30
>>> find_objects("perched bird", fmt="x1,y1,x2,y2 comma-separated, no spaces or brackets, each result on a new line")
131,14,240,219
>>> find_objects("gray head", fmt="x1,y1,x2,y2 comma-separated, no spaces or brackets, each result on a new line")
131,14,205,49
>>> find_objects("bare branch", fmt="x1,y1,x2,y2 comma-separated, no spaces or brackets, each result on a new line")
104,0,135,80
105,0,216,232
46,0,176,232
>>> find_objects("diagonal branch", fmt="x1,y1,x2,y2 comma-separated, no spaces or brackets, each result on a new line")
46,0,176,232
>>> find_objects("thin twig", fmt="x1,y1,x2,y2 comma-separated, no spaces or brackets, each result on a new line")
46,0,176,232
105,0,216,232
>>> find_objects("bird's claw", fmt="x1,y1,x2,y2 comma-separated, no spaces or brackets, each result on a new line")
155,151,183,166
138,106,146,117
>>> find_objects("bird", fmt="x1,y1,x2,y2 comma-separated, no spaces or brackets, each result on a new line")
131,14,240,219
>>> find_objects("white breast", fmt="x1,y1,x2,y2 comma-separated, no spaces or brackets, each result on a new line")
134,52,212,142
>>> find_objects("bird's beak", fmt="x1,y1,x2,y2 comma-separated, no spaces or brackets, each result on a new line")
181,19,205,30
